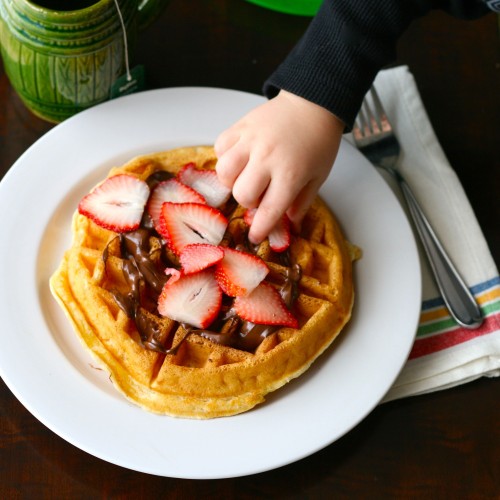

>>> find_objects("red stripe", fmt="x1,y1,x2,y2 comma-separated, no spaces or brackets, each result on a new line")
409,313,500,359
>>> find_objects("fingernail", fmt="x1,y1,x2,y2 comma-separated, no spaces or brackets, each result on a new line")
248,232,262,246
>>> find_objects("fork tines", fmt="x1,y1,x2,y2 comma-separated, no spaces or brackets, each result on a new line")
353,86,391,140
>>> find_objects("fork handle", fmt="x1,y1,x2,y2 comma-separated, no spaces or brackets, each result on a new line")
396,177,483,329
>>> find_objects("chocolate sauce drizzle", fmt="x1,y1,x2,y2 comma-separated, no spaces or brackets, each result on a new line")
103,170,301,354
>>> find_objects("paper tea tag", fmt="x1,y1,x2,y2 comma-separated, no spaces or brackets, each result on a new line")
110,65,145,99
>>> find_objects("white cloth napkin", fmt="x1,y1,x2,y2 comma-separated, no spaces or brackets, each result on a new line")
346,66,500,401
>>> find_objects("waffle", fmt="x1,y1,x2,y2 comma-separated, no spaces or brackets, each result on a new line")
50,146,360,418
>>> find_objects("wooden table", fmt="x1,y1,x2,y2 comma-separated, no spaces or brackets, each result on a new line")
1,2,498,497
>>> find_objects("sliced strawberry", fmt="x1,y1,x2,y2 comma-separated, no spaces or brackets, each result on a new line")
147,178,205,231
179,244,224,274
268,215,291,252
157,270,222,329
78,174,150,233
233,282,298,328
158,202,228,254
164,267,182,284
178,163,231,208
243,208,256,227
215,247,269,297
243,208,291,252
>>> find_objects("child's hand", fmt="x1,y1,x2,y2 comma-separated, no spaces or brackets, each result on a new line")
215,90,345,244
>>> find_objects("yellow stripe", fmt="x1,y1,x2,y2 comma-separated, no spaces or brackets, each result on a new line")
420,287,500,324
479,287,500,304
420,308,448,323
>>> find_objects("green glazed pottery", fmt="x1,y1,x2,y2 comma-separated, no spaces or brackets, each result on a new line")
0,0,167,122
246,0,322,16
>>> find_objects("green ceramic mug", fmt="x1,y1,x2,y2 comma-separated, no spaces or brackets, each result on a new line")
0,0,167,122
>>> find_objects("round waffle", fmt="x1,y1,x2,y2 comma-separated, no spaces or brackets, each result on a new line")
50,146,360,418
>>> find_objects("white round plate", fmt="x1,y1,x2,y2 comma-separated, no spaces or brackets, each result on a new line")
0,87,420,479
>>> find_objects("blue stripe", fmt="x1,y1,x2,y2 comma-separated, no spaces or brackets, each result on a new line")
470,276,500,293
421,276,500,311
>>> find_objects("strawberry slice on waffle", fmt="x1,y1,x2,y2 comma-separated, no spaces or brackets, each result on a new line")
179,243,225,274
147,178,205,232
157,270,222,329
158,202,228,254
78,174,150,233
215,247,269,297
178,162,231,208
233,282,299,328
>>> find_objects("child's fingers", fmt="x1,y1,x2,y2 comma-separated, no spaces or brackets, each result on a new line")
214,128,237,156
286,179,323,232
231,165,270,209
247,179,300,244
215,142,249,188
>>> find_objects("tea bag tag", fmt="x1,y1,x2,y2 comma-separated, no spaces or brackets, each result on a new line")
111,65,145,99
110,0,145,99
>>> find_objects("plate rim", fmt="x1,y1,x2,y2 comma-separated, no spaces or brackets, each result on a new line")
0,87,421,479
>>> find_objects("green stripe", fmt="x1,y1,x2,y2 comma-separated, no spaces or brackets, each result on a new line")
417,318,456,337
483,300,500,314
417,301,500,337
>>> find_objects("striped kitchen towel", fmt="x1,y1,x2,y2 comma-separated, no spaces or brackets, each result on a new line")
412,277,500,360
385,276,500,400
348,66,500,401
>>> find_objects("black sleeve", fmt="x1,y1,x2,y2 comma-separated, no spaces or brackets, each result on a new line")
263,0,491,129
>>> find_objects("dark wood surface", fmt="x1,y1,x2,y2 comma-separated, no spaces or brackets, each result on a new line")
1,2,499,497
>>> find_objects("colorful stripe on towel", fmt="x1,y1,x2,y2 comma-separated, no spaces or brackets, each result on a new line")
409,276,500,359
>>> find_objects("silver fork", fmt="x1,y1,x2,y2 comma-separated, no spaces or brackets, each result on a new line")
353,86,483,329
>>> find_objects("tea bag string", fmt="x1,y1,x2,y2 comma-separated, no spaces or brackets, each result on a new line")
113,0,131,81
